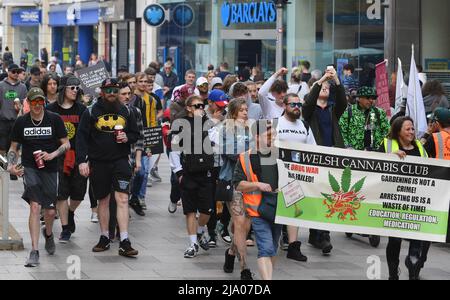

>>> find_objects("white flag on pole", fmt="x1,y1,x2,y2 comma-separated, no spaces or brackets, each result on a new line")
394,58,408,114
406,45,427,139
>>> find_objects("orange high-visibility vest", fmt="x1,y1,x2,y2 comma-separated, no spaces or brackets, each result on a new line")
239,150,262,217
433,131,450,160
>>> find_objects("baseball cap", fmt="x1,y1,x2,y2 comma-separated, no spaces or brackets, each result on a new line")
208,90,229,108
8,64,24,72
27,87,46,101
434,107,450,125
101,78,119,88
210,77,223,89
196,77,209,86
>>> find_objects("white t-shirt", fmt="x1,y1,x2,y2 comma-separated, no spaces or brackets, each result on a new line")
276,115,316,145
288,82,310,101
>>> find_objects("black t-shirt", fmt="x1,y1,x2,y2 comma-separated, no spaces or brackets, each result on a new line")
424,135,437,158
47,102,86,151
10,111,67,172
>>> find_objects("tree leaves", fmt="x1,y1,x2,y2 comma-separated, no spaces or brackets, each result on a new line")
341,167,352,192
328,172,340,193
351,177,367,193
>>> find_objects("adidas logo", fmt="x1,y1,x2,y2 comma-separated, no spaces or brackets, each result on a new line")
24,127,52,137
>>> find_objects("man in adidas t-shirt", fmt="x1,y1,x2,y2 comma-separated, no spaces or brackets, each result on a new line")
276,93,316,263
7,87,70,267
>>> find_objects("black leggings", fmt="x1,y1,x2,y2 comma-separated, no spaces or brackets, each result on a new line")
386,237,431,266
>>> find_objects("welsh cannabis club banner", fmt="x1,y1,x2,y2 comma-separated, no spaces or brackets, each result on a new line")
275,141,450,243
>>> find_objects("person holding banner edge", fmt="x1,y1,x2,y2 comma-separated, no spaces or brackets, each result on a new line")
379,116,431,280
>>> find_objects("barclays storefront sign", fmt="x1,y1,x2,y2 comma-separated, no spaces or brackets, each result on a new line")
221,1,277,27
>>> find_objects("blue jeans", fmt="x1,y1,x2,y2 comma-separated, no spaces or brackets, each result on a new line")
131,155,155,199
251,217,282,258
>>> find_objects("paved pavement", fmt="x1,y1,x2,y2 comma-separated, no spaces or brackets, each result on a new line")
1,157,450,280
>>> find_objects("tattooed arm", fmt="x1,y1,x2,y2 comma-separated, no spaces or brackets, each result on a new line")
7,142,24,176
40,138,71,162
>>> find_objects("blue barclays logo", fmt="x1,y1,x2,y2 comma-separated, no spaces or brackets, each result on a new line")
144,4,166,27
221,1,277,27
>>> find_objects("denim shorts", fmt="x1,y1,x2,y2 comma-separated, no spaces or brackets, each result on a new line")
251,217,283,258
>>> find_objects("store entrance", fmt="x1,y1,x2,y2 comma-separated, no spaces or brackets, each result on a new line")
237,40,262,70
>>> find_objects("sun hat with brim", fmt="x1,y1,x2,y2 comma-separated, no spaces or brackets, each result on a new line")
27,88,46,101
357,86,377,99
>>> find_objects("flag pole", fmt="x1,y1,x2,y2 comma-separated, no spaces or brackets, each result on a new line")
412,44,418,136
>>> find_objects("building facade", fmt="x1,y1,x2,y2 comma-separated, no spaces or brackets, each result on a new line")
147,0,450,81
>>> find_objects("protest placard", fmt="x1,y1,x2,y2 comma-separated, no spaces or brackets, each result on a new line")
143,126,164,155
75,62,109,97
275,141,450,242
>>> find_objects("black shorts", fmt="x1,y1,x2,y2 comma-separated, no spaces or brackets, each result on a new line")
90,159,132,200
0,120,15,152
57,166,88,201
22,168,57,210
180,172,213,216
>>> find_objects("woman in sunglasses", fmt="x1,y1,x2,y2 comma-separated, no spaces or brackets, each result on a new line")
170,95,215,259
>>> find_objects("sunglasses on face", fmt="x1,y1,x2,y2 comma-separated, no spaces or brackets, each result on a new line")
103,87,119,94
10,70,22,75
67,86,80,91
30,99,45,107
288,103,303,109
190,103,205,110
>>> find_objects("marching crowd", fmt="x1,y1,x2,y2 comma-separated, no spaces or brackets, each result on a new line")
0,56,449,281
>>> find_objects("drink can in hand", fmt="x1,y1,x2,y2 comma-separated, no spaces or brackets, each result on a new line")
33,150,45,169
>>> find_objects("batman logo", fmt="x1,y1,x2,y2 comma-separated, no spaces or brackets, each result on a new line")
95,114,127,132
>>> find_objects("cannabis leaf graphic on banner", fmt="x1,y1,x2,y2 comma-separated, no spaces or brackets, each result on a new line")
322,167,366,221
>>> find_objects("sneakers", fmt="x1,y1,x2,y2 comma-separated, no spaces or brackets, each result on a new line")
168,201,178,214
91,212,99,223
147,178,153,187
208,235,217,248
42,228,56,255
241,269,254,280
280,230,289,251
139,198,147,211
129,197,145,217
150,167,162,182
59,230,72,244
92,236,111,252
220,228,232,245
25,250,40,268
119,239,139,257
184,244,199,258
223,248,236,273
68,210,76,234
197,233,210,251
287,241,308,262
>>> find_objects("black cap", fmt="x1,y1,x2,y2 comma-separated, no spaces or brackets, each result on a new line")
101,78,119,88
8,64,24,72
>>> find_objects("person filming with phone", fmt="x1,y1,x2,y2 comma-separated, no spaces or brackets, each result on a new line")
302,65,348,255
